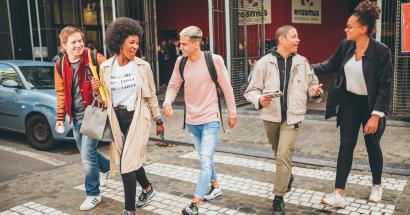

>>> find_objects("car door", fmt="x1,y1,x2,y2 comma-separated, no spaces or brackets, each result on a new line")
0,63,24,131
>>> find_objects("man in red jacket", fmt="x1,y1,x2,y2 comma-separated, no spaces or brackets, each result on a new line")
54,26,109,211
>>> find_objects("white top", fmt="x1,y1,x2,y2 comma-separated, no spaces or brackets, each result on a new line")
344,55,385,117
110,60,139,111
344,55,368,95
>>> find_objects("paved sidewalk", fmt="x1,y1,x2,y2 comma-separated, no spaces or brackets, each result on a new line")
1,143,409,215
150,108,410,174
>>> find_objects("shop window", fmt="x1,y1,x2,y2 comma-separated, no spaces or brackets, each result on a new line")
83,3,98,25
62,0,75,25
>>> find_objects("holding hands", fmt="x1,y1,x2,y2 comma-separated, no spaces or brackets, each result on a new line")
164,106,174,118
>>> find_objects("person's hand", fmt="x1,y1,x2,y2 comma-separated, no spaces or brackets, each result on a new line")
91,77,100,93
364,115,379,135
227,116,237,128
164,106,173,118
259,96,272,108
308,83,323,97
55,121,65,133
55,121,64,128
156,124,164,136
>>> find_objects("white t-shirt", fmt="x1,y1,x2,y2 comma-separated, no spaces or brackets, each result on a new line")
110,60,139,111
344,55,368,95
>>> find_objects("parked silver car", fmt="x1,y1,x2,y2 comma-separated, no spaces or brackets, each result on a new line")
0,60,73,150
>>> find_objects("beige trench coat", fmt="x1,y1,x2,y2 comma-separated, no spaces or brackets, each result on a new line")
99,56,160,175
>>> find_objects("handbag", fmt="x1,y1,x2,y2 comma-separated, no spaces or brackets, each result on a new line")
325,74,346,119
80,99,114,142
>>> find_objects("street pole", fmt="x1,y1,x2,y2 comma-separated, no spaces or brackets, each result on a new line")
208,0,214,53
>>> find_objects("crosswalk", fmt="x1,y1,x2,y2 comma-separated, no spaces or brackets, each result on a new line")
144,162,395,215
0,202,69,215
180,151,407,192
74,181,244,215
1,148,406,215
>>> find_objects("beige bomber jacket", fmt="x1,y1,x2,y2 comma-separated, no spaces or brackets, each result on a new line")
244,53,322,125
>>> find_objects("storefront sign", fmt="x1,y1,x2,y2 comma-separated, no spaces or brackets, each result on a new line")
239,0,271,25
292,0,321,24
402,3,410,53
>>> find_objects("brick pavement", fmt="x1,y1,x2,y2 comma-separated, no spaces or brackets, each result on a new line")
1,143,409,215
150,109,410,172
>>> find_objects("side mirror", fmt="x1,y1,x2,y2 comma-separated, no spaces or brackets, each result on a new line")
2,80,19,88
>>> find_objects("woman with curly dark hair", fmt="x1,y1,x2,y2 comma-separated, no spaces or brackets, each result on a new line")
96,17,164,214
312,0,392,208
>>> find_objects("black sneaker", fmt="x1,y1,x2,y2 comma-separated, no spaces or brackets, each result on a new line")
272,197,285,215
286,174,294,192
122,209,132,215
182,202,199,215
136,185,157,208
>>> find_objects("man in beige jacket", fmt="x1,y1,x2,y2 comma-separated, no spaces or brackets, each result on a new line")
244,25,322,215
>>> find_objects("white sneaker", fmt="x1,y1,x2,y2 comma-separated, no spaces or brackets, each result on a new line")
320,191,346,208
203,186,222,201
100,171,110,187
369,185,383,203
79,195,101,211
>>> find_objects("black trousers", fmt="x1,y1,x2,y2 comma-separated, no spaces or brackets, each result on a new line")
335,92,385,189
116,109,150,211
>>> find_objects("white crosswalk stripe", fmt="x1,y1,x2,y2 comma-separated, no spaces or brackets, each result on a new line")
180,151,407,191
0,146,66,167
0,202,69,215
74,180,244,215
145,163,396,215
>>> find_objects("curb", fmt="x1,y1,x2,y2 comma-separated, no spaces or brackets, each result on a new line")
164,102,410,127
149,136,410,176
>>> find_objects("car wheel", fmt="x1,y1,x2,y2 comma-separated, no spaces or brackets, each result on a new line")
25,114,57,150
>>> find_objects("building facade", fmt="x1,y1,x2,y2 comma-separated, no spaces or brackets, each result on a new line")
0,0,409,117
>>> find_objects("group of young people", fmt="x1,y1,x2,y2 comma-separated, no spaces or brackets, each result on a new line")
54,1,392,215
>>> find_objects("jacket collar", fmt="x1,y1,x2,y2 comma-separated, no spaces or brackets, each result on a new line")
346,37,376,59
267,51,303,69
364,38,376,59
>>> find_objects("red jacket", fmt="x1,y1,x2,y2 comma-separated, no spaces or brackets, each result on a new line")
54,49,98,122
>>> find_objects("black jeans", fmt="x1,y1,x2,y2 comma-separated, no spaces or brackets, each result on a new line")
116,109,151,211
336,92,385,189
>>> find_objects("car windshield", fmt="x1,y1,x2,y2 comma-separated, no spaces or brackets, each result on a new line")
19,66,54,89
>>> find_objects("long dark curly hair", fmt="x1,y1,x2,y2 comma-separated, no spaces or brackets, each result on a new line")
105,17,143,55
353,0,381,36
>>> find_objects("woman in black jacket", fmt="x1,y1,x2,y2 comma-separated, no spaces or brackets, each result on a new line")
312,0,392,208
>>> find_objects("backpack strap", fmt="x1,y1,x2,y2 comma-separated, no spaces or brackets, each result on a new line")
54,53,64,77
204,51,219,87
204,51,224,132
179,56,188,129
90,49,99,74
179,56,188,81
178,52,225,132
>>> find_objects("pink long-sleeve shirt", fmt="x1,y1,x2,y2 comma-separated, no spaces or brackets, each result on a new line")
163,53,237,125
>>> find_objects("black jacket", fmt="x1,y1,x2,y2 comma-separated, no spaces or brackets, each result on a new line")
312,38,393,114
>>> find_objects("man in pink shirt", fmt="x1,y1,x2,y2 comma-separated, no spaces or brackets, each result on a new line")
163,26,237,215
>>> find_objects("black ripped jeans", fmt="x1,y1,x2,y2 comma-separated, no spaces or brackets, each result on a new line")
116,109,150,211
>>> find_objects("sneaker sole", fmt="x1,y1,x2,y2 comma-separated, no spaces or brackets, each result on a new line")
368,198,381,203
79,200,101,211
204,191,222,201
181,210,193,215
320,198,345,209
136,190,157,208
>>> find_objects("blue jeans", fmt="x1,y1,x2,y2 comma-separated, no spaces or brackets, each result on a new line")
72,120,110,196
186,121,220,198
